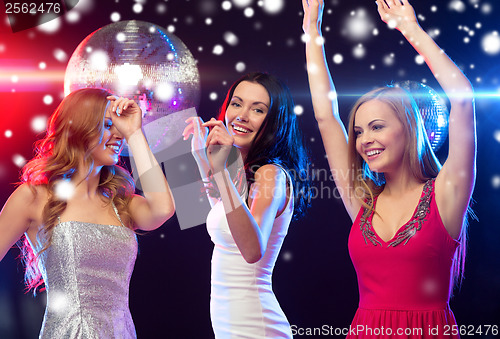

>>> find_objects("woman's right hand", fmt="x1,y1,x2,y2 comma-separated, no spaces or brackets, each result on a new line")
183,116,209,163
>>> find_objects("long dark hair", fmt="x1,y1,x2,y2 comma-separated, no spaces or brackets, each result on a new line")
217,72,311,219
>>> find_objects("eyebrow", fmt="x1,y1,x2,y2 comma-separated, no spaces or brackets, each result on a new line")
232,96,269,108
354,119,385,129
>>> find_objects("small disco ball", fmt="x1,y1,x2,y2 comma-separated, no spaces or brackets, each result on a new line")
64,20,200,155
395,81,449,152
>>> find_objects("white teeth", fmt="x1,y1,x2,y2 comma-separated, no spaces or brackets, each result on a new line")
233,125,250,133
367,150,382,156
107,145,120,152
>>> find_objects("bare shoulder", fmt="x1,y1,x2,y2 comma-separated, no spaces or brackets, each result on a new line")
253,164,287,185
10,183,38,204
9,184,48,221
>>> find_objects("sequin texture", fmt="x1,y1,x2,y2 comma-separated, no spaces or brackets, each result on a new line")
35,220,138,338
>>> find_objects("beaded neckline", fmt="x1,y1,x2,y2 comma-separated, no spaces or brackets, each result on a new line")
359,178,434,247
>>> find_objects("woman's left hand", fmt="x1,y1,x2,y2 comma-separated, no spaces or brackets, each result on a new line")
302,0,324,36
107,96,143,140
376,0,418,33
202,118,234,173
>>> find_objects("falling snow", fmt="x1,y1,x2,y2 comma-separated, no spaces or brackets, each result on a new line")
53,49,68,62
481,31,500,55
481,3,492,15
133,3,143,14
449,0,466,13
37,16,62,34
352,44,366,59
333,54,343,64
492,175,500,189
222,1,232,11
294,105,304,116
343,9,374,41
90,51,109,71
232,0,253,8
110,12,121,22
262,0,284,15
54,180,75,200
282,251,292,261
12,154,26,168
235,62,246,72
224,32,239,46
212,45,224,55
43,95,54,105
66,11,80,23
31,116,47,133
494,130,500,143
383,53,395,66
244,7,255,17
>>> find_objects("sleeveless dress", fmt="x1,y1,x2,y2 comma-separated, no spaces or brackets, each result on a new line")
34,203,138,339
347,179,459,338
206,166,293,339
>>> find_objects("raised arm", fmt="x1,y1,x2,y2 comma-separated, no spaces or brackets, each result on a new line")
303,0,360,220
202,119,287,264
377,0,476,238
108,97,175,231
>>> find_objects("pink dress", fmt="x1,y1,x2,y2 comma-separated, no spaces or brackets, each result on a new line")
347,179,460,338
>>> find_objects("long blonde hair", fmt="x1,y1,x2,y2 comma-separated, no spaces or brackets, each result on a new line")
347,86,467,288
21,88,135,293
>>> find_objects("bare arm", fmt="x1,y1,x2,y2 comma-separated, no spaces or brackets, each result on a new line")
203,120,287,264
183,116,219,207
378,0,476,238
303,0,361,220
108,97,175,231
0,185,35,261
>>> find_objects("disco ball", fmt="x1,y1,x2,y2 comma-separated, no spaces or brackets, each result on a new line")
395,81,449,151
64,20,200,155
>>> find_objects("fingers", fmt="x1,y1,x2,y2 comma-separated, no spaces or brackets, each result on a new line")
376,0,387,17
107,96,137,116
204,123,232,148
183,117,196,140
377,0,389,10
201,118,225,129
302,0,308,11
182,124,193,140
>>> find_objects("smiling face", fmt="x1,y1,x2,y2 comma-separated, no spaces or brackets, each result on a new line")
89,102,124,167
225,81,270,154
354,99,407,174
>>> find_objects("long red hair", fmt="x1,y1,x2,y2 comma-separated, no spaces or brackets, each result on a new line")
21,88,135,293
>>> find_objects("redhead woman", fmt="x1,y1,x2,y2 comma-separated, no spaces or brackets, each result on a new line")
303,0,475,337
184,72,311,338
0,88,175,338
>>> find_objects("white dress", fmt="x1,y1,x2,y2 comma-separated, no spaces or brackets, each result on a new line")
206,166,293,339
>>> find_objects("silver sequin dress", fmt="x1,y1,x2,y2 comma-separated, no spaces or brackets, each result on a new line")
34,209,138,339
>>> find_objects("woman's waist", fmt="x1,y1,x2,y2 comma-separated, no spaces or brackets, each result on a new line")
358,298,451,311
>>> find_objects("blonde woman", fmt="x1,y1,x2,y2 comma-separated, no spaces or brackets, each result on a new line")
0,88,175,338
303,0,475,337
